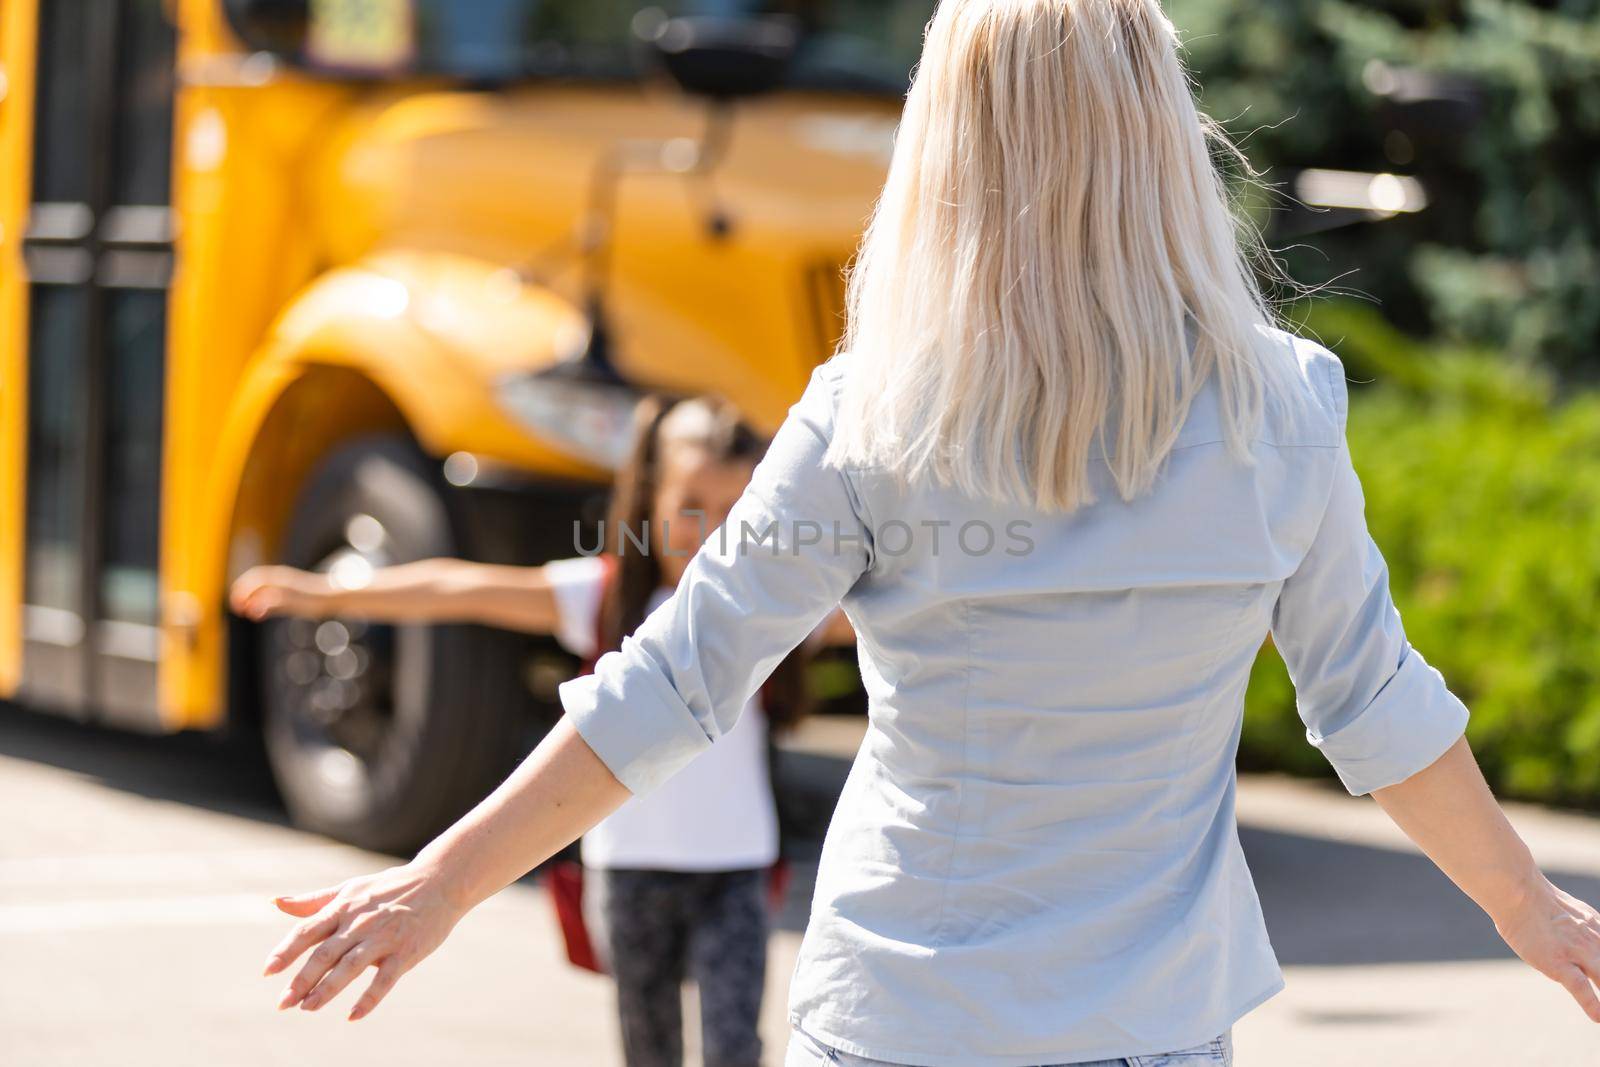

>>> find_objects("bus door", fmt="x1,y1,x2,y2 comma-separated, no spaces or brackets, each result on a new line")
19,0,175,726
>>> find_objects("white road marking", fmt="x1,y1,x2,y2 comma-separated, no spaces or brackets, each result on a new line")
0,845,363,887
0,879,540,934
0,892,288,933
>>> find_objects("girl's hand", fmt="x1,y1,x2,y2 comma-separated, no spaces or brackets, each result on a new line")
231,565,335,621
262,861,468,1021
1493,876,1600,1022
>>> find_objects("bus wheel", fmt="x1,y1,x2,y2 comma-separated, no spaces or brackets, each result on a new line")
260,434,524,855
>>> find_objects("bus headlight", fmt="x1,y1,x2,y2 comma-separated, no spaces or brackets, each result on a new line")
496,372,642,470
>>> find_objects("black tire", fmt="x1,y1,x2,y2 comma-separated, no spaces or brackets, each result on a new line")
260,434,527,854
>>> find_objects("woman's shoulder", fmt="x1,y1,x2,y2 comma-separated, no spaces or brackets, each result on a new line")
785,351,856,441
812,349,856,393
1250,324,1348,447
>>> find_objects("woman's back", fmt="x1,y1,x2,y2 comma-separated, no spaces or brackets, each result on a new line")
791,332,1337,1062
561,329,1470,1065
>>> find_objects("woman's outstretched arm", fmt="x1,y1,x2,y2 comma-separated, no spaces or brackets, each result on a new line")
1371,736,1600,1022
1271,358,1599,1023
260,356,872,1020
262,715,628,1020
230,558,561,634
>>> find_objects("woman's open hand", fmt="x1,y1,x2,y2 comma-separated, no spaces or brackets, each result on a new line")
1371,737,1600,1025
1493,876,1600,1023
262,860,468,1021
231,565,335,621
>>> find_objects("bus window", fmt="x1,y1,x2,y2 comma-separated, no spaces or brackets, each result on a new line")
223,0,934,95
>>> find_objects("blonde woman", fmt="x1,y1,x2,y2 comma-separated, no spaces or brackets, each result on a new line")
259,2,1600,1064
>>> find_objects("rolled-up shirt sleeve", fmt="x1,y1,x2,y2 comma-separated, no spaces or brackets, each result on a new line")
1269,379,1470,797
558,358,874,796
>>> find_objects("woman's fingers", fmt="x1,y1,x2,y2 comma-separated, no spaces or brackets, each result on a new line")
263,861,464,1019
273,886,339,917
1564,900,1600,1023
263,907,342,978
1557,964,1600,1024
279,930,359,1011
1577,944,1600,1023
298,939,383,1012
347,956,409,1022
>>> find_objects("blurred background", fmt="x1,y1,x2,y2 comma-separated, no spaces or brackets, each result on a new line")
0,1,1596,1064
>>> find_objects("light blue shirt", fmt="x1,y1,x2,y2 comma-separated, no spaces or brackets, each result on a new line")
559,330,1471,1066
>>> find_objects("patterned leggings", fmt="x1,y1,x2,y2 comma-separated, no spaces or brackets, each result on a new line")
584,866,770,1067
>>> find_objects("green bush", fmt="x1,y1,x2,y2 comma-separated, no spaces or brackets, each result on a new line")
1241,301,1600,805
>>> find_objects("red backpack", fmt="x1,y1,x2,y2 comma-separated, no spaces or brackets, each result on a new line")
546,554,793,974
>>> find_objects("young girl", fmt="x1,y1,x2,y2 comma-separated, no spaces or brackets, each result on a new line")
233,395,851,1067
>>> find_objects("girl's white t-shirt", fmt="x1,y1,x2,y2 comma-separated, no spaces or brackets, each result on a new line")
543,555,780,872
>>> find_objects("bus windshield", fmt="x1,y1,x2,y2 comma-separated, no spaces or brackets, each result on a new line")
225,0,935,96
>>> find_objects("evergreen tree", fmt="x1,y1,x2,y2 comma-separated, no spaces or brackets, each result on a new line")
1171,0,1600,377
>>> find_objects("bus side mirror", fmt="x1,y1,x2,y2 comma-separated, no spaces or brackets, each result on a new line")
634,12,798,101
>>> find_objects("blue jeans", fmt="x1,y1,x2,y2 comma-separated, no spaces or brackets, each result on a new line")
784,1022,1234,1067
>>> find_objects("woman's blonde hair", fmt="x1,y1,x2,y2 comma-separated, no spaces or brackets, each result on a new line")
826,0,1306,513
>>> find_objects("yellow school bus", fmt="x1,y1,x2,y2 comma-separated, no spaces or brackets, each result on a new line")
0,0,925,850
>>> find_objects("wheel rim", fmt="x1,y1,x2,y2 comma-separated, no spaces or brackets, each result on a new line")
267,515,401,801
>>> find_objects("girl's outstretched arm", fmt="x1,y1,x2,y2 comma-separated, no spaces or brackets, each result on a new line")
1371,736,1600,1022
230,558,562,635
